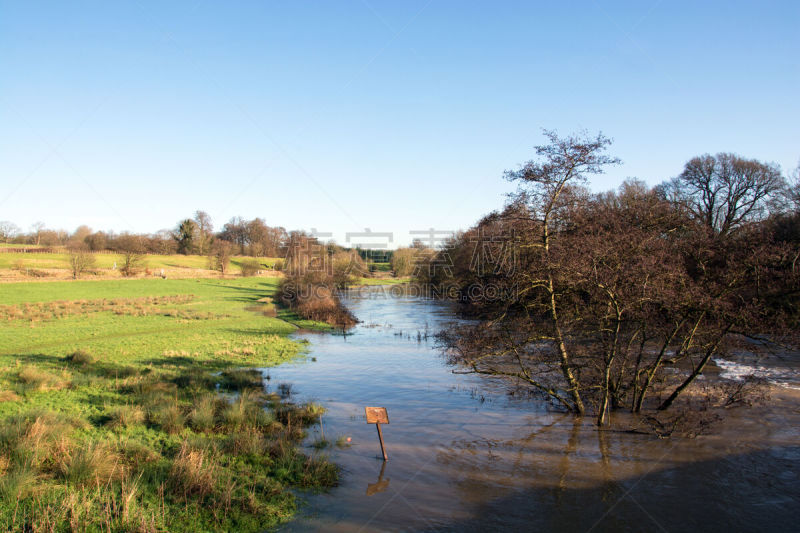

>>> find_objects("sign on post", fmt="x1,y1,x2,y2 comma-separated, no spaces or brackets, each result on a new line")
365,407,389,461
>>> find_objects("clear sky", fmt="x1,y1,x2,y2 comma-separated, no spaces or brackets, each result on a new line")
1,1,798,247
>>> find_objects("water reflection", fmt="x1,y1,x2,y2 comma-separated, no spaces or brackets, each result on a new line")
270,288,800,532
366,461,390,496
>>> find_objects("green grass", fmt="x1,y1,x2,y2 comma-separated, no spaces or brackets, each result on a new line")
356,276,412,286
0,250,281,276
368,262,392,272
0,277,335,531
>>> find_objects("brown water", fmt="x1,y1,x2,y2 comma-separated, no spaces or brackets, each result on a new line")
265,288,800,532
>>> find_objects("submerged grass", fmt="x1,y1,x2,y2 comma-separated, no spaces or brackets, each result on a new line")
0,277,336,531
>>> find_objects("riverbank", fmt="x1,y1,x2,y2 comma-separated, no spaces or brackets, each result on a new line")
0,278,337,531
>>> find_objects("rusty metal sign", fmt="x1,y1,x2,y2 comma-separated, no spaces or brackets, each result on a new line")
365,406,389,425
365,406,389,461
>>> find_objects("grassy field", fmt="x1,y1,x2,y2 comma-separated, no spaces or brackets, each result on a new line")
0,249,282,280
0,277,336,531
355,276,412,286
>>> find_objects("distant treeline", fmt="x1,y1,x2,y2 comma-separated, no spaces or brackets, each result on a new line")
0,213,367,259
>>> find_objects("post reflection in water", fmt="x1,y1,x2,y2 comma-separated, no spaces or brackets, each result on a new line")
270,288,800,532
366,461,390,497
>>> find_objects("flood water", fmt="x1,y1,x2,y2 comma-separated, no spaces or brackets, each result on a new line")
265,287,800,532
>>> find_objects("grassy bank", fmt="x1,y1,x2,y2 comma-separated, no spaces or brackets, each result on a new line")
0,249,281,281
0,278,335,531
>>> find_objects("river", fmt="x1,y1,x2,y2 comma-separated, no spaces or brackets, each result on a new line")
264,287,800,532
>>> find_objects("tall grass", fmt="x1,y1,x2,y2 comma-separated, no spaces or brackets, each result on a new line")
169,441,217,501
58,442,125,488
17,366,69,392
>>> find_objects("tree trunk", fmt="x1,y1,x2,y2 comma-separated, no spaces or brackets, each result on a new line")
658,324,731,411
550,286,585,415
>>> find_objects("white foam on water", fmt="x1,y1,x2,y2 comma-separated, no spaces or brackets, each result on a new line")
713,358,800,390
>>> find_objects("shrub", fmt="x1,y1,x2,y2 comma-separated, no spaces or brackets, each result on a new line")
240,259,260,277
65,349,94,365
67,244,96,279
209,240,232,275
117,235,146,277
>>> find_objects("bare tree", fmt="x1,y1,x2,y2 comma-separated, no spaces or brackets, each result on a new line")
194,210,214,255
663,153,785,237
117,234,146,277
433,136,795,430
71,225,92,243
209,240,232,275
788,160,800,211
438,131,620,418
0,221,19,243
67,243,96,279
30,221,45,245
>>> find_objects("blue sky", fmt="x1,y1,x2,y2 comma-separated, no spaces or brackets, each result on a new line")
1,1,798,246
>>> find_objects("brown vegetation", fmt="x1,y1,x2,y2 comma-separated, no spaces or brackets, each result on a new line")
430,130,798,430
0,295,197,323
67,243,96,279
278,233,361,327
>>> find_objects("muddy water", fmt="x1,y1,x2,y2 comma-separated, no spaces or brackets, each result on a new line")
266,288,800,532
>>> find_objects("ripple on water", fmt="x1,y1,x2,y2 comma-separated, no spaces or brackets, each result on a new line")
269,289,800,532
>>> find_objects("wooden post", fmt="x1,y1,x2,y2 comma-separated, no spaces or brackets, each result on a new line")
375,422,388,461
365,407,389,461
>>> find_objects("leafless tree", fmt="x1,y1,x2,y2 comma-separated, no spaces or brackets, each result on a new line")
193,210,214,255
209,240,232,275
117,234,146,277
67,243,96,279
788,160,800,211
662,153,785,237
30,221,45,245
0,221,19,243
433,134,796,430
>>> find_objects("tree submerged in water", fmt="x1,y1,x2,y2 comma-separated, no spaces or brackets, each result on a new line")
431,130,797,432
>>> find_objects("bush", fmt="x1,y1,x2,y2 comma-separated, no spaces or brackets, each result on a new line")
67,244,96,279
209,240,232,275
65,349,94,365
278,273,357,327
116,235,146,277
240,258,260,277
